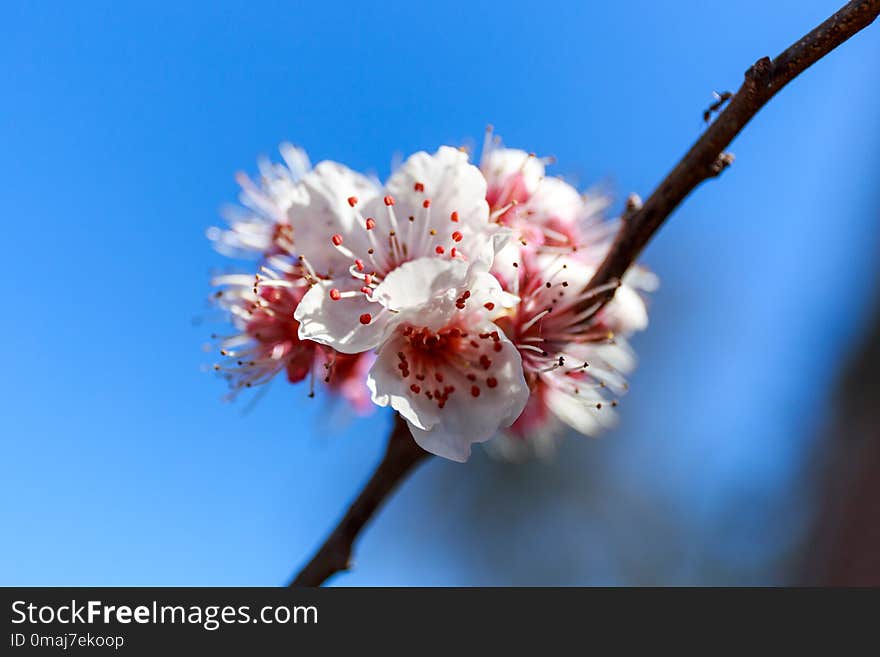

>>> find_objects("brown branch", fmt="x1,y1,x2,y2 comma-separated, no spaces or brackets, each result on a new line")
581,0,880,312
287,1,878,588
289,414,430,586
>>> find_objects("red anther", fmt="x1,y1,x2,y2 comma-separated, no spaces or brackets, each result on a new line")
435,372,444,383
347,196,358,207
470,385,481,398
466,373,477,381
360,286,371,294
484,302,495,310
331,234,344,246
410,384,421,393
462,291,471,299
486,377,498,388
329,288,342,301
450,248,457,258
359,313,372,325
435,246,445,254
451,231,463,242
364,274,373,285
493,342,502,352
422,199,431,208
479,355,492,369
354,259,365,271
414,182,425,192
384,195,395,206
450,211,459,222
365,217,376,230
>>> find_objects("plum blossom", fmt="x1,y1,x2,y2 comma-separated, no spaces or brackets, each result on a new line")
480,129,612,253
292,146,506,353
290,147,528,459
205,134,658,462
480,134,657,457
207,144,311,258
365,259,528,461
491,252,646,458
210,255,374,411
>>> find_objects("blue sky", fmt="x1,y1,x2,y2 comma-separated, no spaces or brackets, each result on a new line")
1,1,878,585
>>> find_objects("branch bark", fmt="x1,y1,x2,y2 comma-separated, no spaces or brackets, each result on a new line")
289,414,430,586
580,0,880,314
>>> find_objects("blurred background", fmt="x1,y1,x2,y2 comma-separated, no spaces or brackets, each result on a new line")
2,0,878,585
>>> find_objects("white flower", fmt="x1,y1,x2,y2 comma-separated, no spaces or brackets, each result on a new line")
292,146,505,354
492,252,650,455
480,132,613,254
207,143,311,258
365,259,528,462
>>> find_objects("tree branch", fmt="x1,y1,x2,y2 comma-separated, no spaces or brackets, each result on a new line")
287,1,879,588
289,414,430,586
581,0,880,313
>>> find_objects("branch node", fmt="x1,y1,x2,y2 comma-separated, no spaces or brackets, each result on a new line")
623,193,643,219
746,56,774,87
709,152,736,177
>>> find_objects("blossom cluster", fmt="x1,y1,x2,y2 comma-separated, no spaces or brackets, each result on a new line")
207,131,656,462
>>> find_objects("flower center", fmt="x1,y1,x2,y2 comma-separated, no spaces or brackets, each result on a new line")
324,184,472,312
393,323,503,409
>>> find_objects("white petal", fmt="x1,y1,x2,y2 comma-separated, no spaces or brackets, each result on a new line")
294,279,389,353
287,161,380,277
545,386,617,437
482,148,545,196
527,176,584,225
372,257,468,313
367,325,529,462
606,284,650,333
382,147,491,262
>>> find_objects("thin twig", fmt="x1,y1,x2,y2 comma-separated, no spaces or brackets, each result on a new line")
289,414,430,586
579,0,880,315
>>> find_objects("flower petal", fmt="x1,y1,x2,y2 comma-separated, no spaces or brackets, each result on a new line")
386,146,488,228
372,257,469,313
367,324,528,462
482,147,545,199
294,278,389,353
287,161,380,277
544,385,617,437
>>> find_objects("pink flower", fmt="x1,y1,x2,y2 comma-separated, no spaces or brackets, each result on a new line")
293,146,507,353
210,257,373,410
207,144,310,258
290,147,528,460
494,253,635,445
481,133,659,456
364,259,528,461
